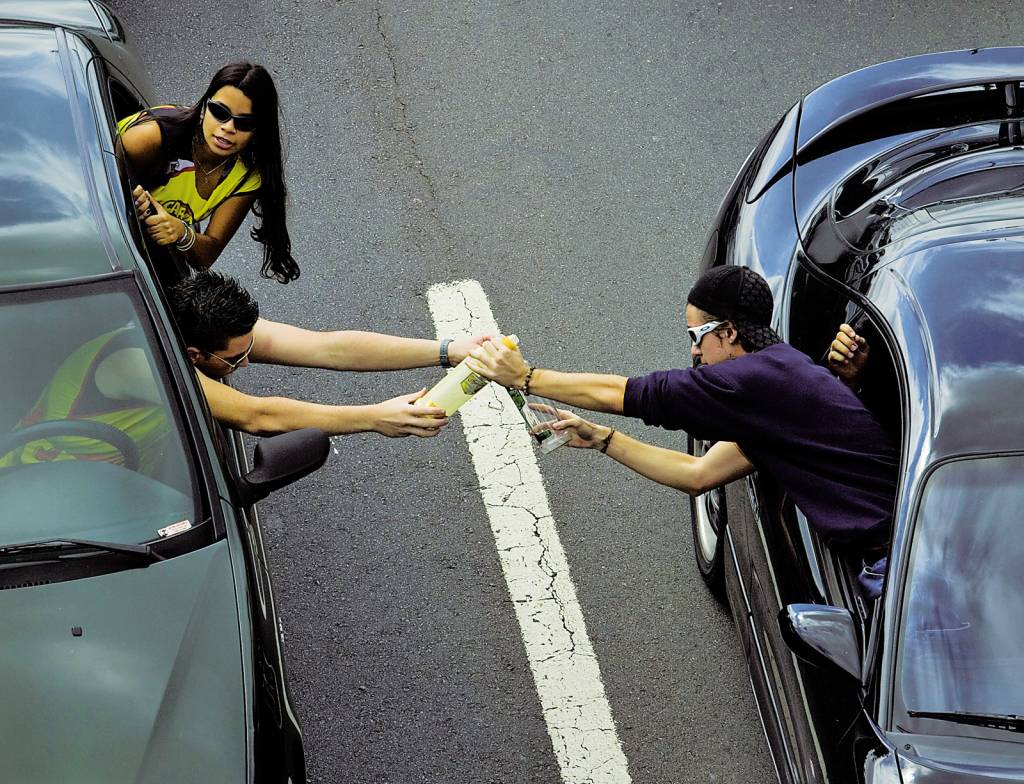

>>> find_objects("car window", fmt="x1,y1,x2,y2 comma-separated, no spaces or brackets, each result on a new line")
0,280,199,547
788,276,904,447
99,72,190,290
108,76,145,123
894,455,1024,739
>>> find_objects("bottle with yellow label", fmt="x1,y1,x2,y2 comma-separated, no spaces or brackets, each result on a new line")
414,340,508,416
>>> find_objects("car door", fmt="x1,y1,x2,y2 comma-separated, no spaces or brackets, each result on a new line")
753,265,905,783
745,477,867,784
220,422,308,782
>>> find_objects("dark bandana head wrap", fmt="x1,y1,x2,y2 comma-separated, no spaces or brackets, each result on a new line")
687,266,783,351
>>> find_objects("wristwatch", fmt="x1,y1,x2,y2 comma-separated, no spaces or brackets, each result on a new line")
439,337,453,368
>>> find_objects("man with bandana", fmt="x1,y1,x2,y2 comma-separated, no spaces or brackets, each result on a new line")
469,266,898,563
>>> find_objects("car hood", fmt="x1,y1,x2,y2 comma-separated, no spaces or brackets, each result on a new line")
0,540,247,782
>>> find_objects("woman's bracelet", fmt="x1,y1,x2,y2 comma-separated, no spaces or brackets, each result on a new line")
181,224,196,251
175,222,196,252
598,427,616,453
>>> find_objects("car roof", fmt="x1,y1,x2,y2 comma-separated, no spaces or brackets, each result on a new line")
0,0,114,36
871,235,1024,459
0,24,134,288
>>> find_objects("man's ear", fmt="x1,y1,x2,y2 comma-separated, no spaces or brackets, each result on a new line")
722,324,740,344
185,347,203,365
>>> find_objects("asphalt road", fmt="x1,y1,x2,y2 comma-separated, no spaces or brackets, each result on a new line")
107,2,1021,782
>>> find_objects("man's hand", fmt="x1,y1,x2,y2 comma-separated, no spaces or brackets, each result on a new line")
447,334,493,365
134,186,186,246
549,410,613,450
466,336,529,388
828,323,869,389
370,389,449,438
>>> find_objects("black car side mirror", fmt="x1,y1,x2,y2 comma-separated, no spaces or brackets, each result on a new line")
235,428,330,505
779,604,861,681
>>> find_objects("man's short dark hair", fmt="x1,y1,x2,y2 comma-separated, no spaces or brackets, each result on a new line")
167,271,259,352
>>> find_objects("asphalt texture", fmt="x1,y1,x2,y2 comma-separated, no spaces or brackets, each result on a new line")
107,2,1023,782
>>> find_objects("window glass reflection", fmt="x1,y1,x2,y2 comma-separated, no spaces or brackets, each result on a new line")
0,285,195,546
899,456,1024,729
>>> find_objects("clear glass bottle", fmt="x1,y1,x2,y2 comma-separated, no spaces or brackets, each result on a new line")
503,336,571,454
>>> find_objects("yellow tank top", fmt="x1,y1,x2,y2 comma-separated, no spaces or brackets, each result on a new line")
117,107,262,226
0,328,170,475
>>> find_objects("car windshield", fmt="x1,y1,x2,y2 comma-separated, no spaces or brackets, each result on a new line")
895,455,1024,739
0,280,197,548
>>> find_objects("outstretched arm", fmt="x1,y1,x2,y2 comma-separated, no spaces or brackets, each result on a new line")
466,338,628,414
250,319,489,372
551,411,754,495
196,372,448,438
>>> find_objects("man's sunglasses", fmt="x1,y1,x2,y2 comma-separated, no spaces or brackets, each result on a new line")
687,319,725,346
205,99,257,132
206,335,255,370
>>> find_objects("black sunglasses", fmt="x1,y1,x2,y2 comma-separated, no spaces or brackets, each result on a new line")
205,99,257,132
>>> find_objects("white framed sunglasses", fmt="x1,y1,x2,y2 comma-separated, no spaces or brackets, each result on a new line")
687,319,725,346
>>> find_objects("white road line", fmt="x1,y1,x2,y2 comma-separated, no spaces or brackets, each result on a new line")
426,280,632,784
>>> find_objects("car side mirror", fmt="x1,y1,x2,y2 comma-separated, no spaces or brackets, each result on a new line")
779,604,861,681
235,428,330,506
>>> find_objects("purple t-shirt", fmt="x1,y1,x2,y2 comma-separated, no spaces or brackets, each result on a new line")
623,343,897,544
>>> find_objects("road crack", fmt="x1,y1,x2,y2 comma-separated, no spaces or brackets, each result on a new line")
373,2,455,259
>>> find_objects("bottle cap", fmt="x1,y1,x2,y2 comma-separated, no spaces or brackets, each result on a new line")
501,334,520,350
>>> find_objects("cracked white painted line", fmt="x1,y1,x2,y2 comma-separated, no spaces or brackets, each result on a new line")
426,279,632,784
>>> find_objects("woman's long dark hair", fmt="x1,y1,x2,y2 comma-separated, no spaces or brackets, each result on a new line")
171,62,298,283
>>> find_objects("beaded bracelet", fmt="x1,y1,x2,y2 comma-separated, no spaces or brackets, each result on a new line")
522,365,535,395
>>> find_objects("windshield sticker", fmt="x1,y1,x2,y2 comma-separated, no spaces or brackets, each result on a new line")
158,520,192,538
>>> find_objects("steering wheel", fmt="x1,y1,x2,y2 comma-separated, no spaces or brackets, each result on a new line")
0,419,141,472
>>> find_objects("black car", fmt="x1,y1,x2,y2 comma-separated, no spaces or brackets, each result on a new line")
0,3,321,781
689,48,1024,783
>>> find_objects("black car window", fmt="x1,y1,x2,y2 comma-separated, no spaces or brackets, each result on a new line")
108,76,144,124
99,76,190,290
0,280,199,548
788,274,904,447
894,455,1024,739
96,69,159,270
